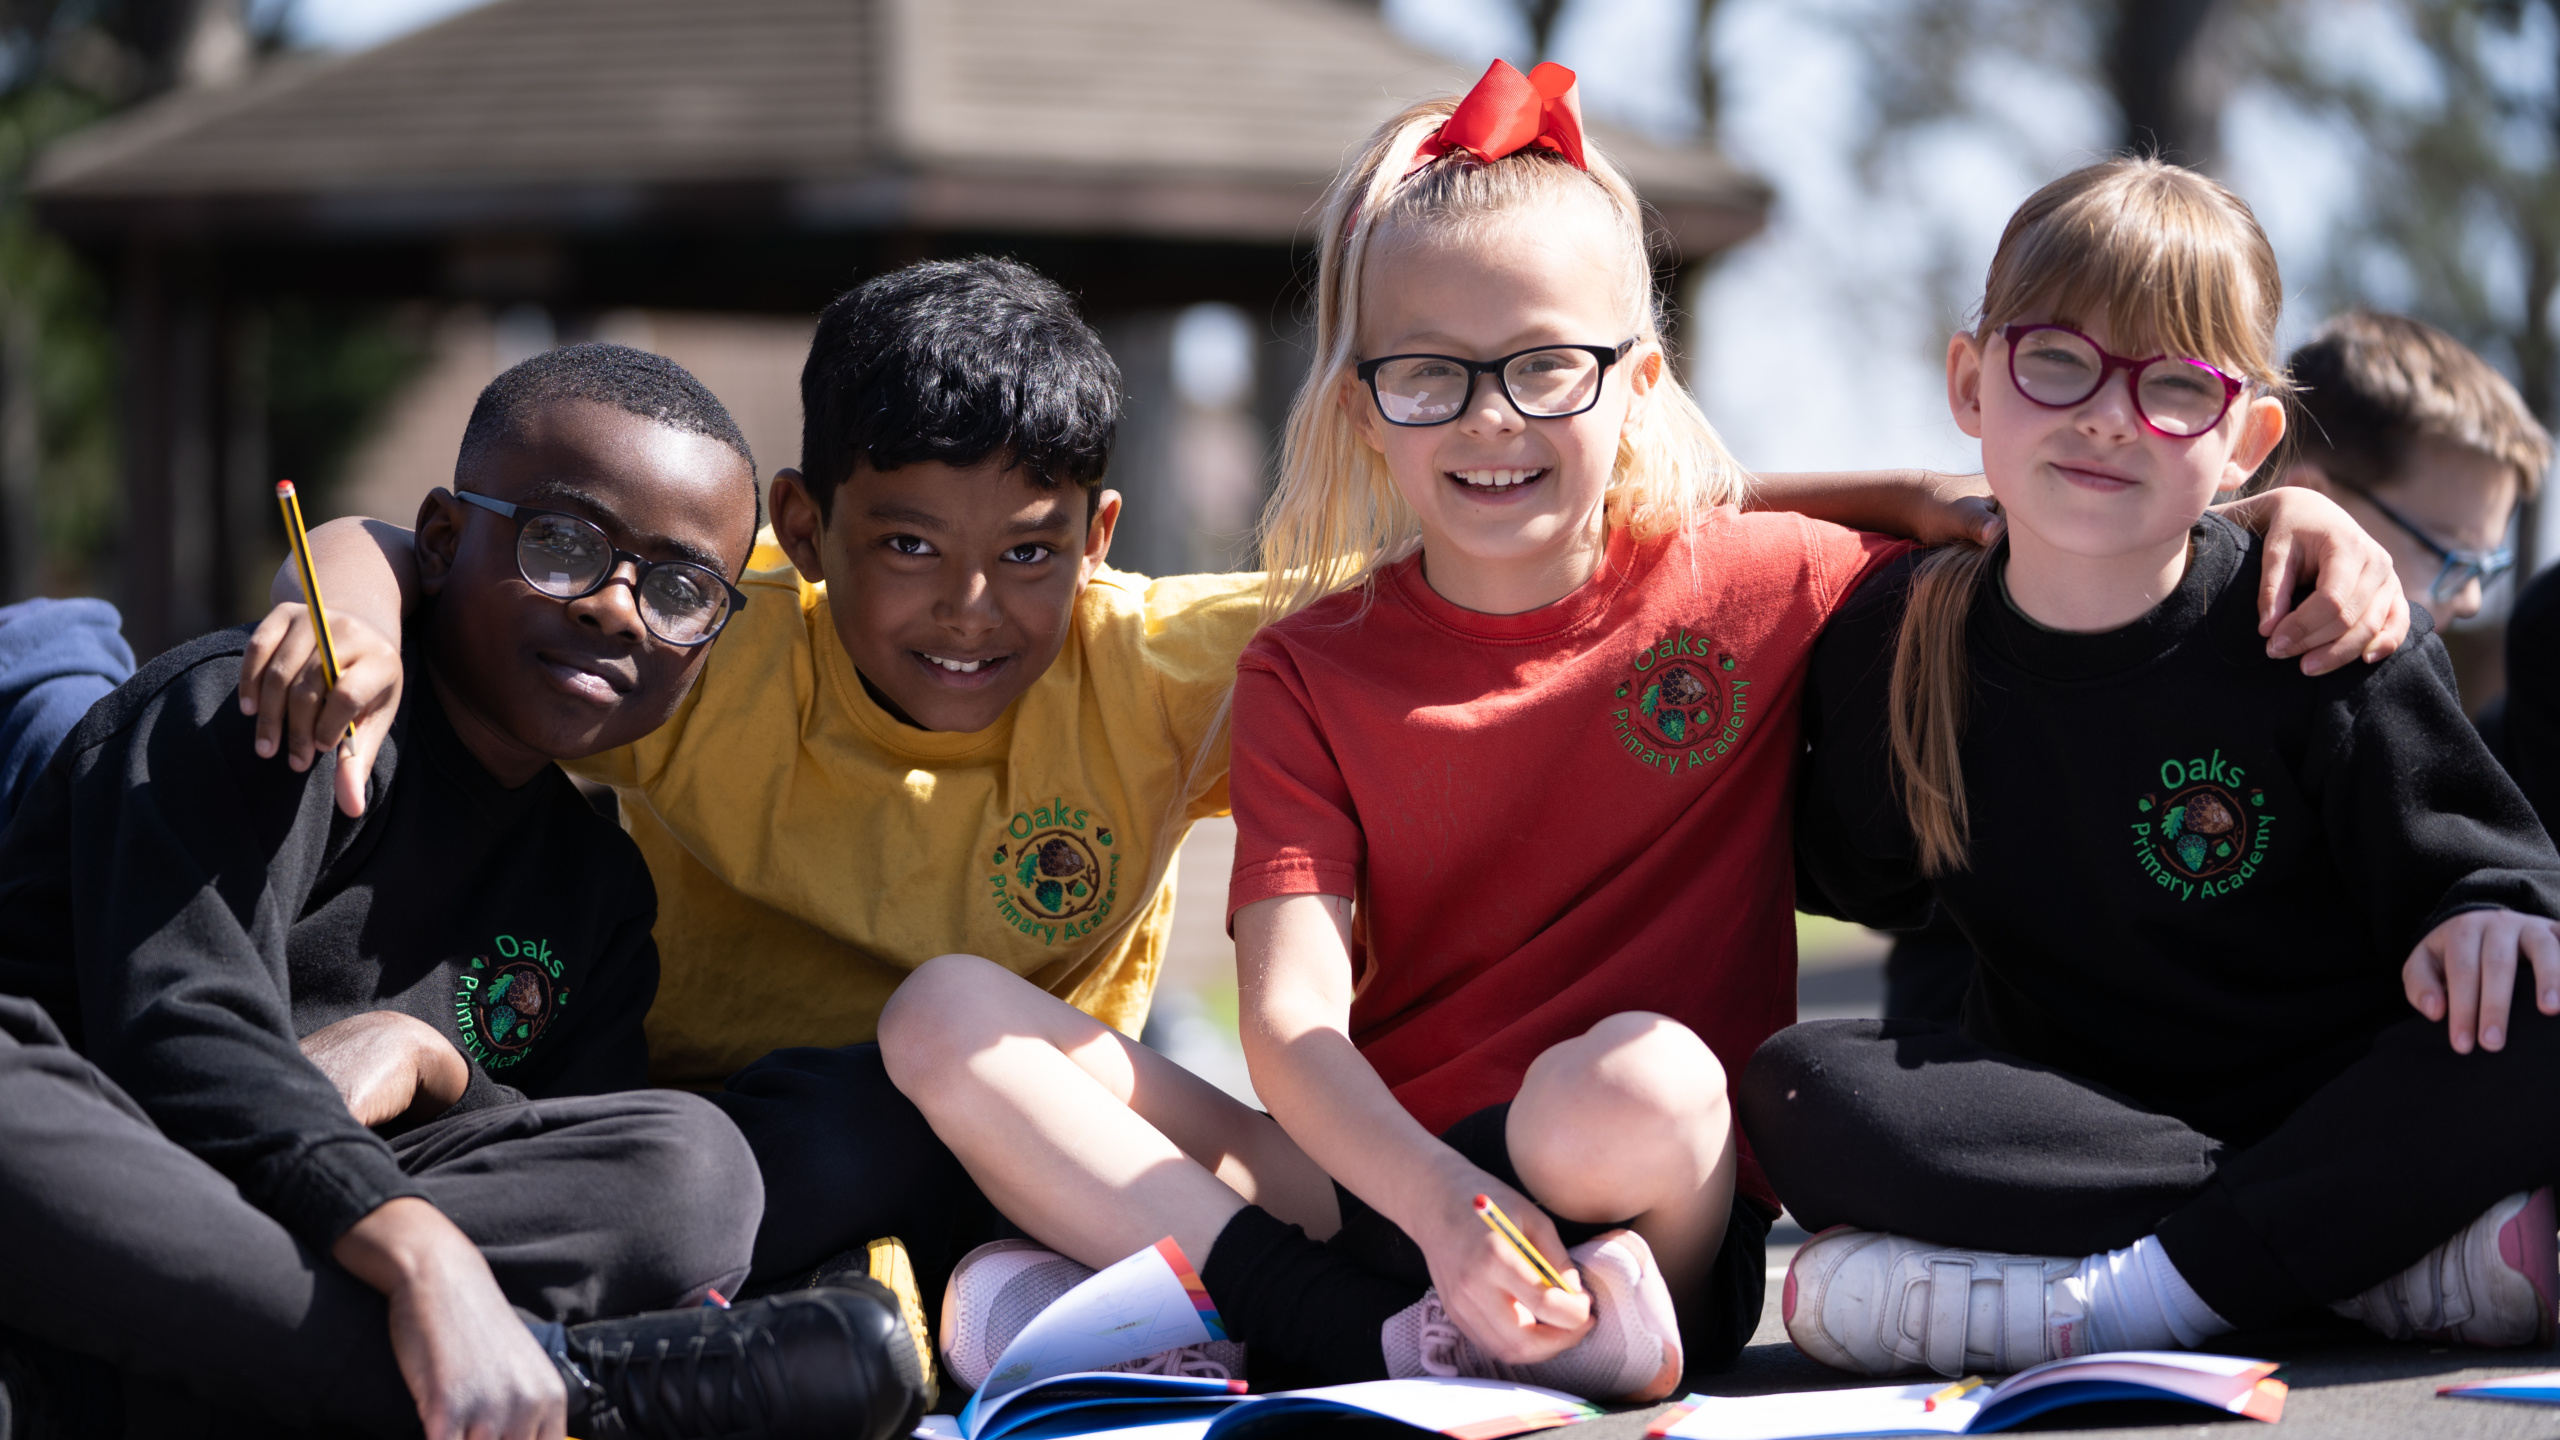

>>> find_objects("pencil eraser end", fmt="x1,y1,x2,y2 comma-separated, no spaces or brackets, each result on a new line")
1473,1194,1491,1211
275,480,295,498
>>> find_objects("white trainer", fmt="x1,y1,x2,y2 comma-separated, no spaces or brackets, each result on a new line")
2332,1187,2557,1348
939,1239,1245,1393
1382,1229,1684,1402
1783,1227,2090,1377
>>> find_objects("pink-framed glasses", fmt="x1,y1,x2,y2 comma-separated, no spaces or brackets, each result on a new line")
2000,323,2245,437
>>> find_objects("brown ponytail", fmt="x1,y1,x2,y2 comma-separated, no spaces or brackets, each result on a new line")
1886,156,2289,874
1888,543,1997,875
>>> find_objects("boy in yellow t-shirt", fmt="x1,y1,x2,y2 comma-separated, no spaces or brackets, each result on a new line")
251,258,1252,1288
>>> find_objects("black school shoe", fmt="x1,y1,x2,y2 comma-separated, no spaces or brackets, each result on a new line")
561,1280,928,1440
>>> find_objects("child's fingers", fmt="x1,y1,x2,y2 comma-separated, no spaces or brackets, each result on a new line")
2360,589,2410,665
2442,919,2486,1054
2526,921,2560,1016
2403,945,2449,1022
239,604,298,715
2475,915,2522,1052
254,629,319,762
282,648,335,773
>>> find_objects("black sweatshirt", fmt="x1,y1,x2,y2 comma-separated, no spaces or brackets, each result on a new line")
2501,562,2560,838
1795,514,2560,1145
0,627,660,1249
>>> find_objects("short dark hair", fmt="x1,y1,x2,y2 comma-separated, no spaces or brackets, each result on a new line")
458,342,763,542
798,258,1120,517
2286,309,2551,499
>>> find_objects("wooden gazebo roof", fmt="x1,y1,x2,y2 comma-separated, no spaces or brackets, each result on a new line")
30,0,1770,260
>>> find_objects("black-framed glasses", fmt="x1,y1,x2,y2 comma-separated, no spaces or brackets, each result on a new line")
2335,482,2516,605
456,490,745,646
1356,340,1636,426
2000,323,2246,438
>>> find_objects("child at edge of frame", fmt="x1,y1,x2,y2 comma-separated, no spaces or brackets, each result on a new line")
0,343,925,1440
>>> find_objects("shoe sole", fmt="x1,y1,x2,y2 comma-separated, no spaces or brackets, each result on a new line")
2497,1187,2558,1347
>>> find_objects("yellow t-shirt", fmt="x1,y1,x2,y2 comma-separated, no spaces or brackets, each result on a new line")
570,553,1260,1089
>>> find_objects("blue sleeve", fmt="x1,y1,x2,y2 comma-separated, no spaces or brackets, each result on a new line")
0,599,135,824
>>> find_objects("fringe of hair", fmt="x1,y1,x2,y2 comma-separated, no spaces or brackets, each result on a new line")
1258,98,1745,625
1888,156,2288,873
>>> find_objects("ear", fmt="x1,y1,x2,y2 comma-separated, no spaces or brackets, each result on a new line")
1620,344,1664,426
769,468,828,583
2222,394,2288,490
1338,371,1387,455
415,486,465,600
1079,489,1122,583
1946,332,1988,440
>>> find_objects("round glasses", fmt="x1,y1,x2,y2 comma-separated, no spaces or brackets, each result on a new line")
2338,481,2517,605
456,490,745,646
1356,340,1635,427
2001,323,2246,438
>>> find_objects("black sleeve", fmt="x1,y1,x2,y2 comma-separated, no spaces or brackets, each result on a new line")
2503,565,2560,840
2309,622,2560,955
1793,557,1936,930
57,652,423,1249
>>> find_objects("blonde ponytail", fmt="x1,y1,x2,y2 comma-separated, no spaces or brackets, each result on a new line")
1888,544,1996,875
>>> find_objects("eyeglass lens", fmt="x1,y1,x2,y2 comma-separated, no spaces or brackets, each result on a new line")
2008,328,2230,436
517,513,730,644
1371,348,1607,425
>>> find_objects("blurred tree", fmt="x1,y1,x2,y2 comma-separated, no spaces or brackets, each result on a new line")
0,0,423,604
2249,0,2560,572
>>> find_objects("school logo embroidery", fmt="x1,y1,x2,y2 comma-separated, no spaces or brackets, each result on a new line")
453,934,569,1070
1609,627,1750,777
987,798,1121,945
2130,750,2273,901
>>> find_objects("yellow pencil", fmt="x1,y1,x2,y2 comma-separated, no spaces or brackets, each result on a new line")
1923,1376,1984,1411
1473,1194,1567,1290
274,481,353,760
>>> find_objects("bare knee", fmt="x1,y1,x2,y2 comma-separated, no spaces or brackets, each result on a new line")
878,952,1019,1096
1511,1013,1729,1209
1521,1012,1727,1130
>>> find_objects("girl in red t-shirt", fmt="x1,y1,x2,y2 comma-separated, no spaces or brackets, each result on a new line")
878,65,2406,1400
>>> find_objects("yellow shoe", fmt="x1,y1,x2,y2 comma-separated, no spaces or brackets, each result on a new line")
864,1236,938,1405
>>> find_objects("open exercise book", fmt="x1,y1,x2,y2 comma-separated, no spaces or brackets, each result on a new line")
2440,1371,2560,1404
916,1238,1600,1440
1644,1352,2286,1439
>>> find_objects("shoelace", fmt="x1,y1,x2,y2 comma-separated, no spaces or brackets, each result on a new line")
1113,1345,1233,1380
1414,1295,1471,1379
581,1327,765,1436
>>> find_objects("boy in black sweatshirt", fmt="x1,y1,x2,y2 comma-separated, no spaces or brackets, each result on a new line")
0,344,922,1440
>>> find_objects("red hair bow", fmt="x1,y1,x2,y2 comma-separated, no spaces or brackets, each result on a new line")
1418,59,1587,170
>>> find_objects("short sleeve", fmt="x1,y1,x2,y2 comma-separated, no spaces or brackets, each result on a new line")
1227,643,1364,920
1133,570,1263,822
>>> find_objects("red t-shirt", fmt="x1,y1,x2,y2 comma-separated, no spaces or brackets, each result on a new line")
1229,509,1905,1206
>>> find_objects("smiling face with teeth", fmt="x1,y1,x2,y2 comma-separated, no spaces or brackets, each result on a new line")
769,453,1121,734
1344,201,1660,616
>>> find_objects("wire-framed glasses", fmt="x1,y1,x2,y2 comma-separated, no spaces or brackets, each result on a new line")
1356,340,1636,427
2001,323,2246,438
456,490,745,646
2336,482,2517,605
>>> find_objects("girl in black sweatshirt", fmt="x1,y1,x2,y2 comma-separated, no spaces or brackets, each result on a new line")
1745,157,2560,1378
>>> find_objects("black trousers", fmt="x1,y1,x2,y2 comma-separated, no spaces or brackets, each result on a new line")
713,1043,999,1305
1326,1102,1776,1375
1739,1012,2560,1330
0,996,759,1437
